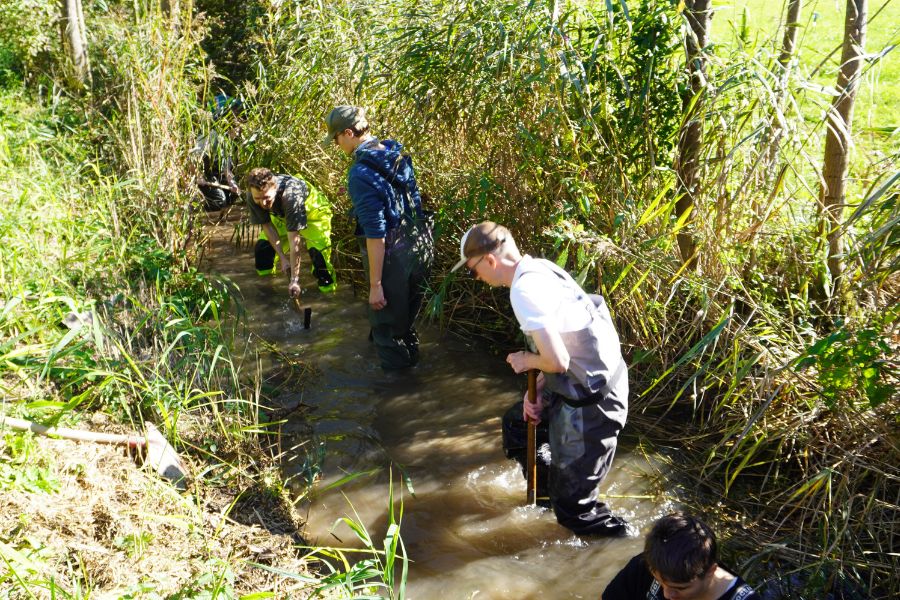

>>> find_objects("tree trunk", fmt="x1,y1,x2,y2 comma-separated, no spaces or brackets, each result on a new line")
749,1,803,277
778,0,803,69
761,0,803,184
818,0,867,306
674,0,711,270
161,0,182,30
59,0,90,88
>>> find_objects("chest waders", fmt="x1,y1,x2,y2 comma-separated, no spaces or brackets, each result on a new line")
501,259,629,536
359,212,433,370
254,185,337,293
353,148,434,371
198,135,238,211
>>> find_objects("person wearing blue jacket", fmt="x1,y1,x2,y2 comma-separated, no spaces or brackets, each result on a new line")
324,105,433,370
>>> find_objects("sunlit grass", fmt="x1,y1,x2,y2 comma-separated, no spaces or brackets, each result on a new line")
0,47,322,600
716,0,900,128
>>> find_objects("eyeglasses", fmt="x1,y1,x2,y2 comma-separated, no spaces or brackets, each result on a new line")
466,253,488,278
465,238,505,279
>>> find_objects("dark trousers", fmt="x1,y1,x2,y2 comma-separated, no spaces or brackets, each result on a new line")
502,402,551,506
255,241,335,290
358,220,432,370
199,181,237,211
502,396,623,535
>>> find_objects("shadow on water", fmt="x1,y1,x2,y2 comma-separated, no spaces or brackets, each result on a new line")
202,216,674,599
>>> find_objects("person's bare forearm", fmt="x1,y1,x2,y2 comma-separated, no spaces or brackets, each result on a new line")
365,237,385,287
286,231,303,298
262,223,285,259
288,231,302,281
506,328,570,374
508,350,565,375
365,237,387,309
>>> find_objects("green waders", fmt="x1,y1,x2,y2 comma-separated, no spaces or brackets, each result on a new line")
255,186,337,293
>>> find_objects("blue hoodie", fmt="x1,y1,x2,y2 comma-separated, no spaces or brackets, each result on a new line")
348,139,423,239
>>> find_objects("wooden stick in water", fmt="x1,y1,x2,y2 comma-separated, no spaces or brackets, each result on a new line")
526,369,538,506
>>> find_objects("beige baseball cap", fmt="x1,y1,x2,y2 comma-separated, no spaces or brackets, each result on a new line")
451,222,508,272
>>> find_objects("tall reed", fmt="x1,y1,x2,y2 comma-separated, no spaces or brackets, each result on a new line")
240,0,898,595
0,5,324,595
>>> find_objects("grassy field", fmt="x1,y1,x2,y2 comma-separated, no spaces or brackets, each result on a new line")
715,0,900,130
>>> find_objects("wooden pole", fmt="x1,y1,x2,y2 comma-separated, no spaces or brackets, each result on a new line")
526,369,538,505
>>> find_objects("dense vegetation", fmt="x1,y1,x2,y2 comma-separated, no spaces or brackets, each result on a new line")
1,0,897,598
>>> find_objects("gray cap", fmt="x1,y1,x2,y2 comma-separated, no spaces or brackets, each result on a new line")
323,105,368,145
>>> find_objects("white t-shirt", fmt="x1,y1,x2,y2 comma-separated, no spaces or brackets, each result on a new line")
510,255,593,333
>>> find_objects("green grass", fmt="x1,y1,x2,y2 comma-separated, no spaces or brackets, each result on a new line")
0,78,403,598
716,0,900,130
1,0,896,596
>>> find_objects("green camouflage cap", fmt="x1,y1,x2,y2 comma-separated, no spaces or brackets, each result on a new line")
323,105,368,145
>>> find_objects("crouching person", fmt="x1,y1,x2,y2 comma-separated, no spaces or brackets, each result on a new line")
246,168,337,295
192,95,244,211
602,513,760,600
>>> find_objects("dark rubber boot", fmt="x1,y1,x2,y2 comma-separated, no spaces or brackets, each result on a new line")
255,239,276,274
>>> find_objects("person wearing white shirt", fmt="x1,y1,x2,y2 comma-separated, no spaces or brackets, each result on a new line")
452,221,629,536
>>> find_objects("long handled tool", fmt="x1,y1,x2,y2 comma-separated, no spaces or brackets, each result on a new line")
199,180,235,191
526,369,538,506
0,416,189,489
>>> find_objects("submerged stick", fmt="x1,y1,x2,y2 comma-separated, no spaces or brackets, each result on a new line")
526,369,538,506
291,298,312,329
597,494,659,500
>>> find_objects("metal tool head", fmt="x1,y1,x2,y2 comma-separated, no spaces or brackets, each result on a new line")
143,422,190,490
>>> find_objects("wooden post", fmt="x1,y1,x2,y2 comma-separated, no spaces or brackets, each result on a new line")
526,369,538,506
674,0,712,270
59,0,91,88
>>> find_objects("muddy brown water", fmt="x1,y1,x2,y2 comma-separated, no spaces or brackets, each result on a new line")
203,218,673,599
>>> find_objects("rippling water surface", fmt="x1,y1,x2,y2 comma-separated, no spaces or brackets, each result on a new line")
203,218,672,599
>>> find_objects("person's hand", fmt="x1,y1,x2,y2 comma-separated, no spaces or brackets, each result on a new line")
288,280,302,298
506,351,532,374
195,175,208,186
523,395,544,424
279,258,291,276
369,283,386,310
229,183,241,196
521,372,546,424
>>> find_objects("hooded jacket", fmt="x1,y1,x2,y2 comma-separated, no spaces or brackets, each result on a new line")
348,139,423,239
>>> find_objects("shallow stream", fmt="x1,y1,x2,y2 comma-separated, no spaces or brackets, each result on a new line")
203,217,673,599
